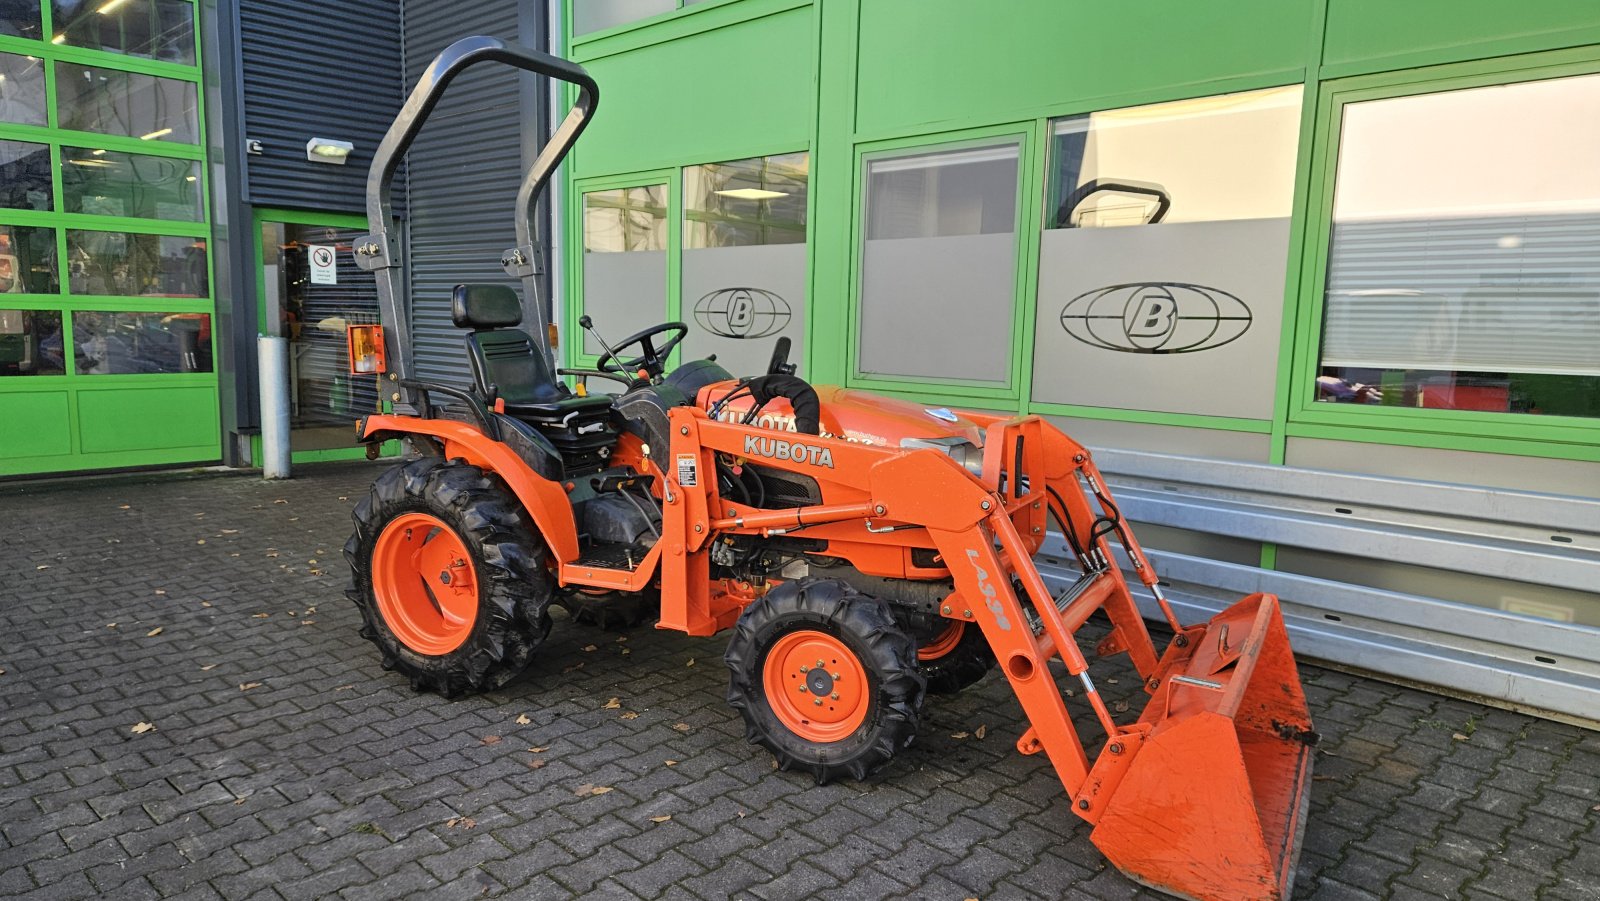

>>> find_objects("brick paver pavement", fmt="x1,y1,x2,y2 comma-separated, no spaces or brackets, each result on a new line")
1,461,1596,900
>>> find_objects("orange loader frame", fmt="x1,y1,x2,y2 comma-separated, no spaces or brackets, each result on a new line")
359,402,1317,901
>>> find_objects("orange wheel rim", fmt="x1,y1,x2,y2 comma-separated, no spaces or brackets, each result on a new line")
918,621,965,661
371,512,478,655
763,630,870,742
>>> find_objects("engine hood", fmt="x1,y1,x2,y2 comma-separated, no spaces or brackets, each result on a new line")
697,381,985,447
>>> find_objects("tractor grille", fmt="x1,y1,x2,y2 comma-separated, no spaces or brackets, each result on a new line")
750,465,821,509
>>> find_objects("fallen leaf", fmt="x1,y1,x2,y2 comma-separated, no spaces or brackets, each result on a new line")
529,746,550,753
528,759,546,770
200,664,217,671
1592,804,1600,813
615,636,628,643
252,613,269,619
950,731,970,740
975,724,988,740
221,529,239,534
602,697,621,710
233,797,246,805
686,658,695,667
154,589,167,596
107,623,118,629
239,682,261,691
309,570,325,576
671,723,691,733
200,601,212,608
35,565,48,571
620,648,631,656
650,815,672,823
664,760,677,766
1313,775,1339,782
118,504,130,510
196,540,206,545
273,499,287,504
265,552,279,559
737,810,746,818
1452,733,1470,741
562,663,584,674
1107,678,1119,684
288,611,297,616
515,714,531,725
338,496,348,501
481,735,502,745
445,816,476,830
130,722,155,734
300,620,315,626
335,684,354,691
1113,701,1129,713
620,712,639,720
0,668,6,675
146,627,163,637
583,645,598,653
307,559,317,566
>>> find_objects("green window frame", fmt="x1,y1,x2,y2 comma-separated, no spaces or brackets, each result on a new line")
1288,47,1600,464
0,0,216,476
845,123,1042,403
565,169,676,370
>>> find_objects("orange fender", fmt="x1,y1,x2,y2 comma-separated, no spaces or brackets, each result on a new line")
359,414,580,564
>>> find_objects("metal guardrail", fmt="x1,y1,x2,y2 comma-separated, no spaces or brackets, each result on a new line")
1037,450,1600,726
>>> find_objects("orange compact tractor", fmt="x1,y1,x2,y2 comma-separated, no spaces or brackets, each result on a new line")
343,37,1318,901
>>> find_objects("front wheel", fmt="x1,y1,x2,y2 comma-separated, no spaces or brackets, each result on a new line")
344,457,552,697
725,579,924,783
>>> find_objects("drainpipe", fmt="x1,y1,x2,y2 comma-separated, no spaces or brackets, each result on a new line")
258,334,291,479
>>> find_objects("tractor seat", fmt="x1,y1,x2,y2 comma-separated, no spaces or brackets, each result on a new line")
453,283,616,473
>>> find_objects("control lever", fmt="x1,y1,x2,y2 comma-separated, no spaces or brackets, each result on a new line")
578,315,626,368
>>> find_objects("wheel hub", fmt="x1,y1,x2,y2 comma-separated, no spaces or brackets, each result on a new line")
762,630,870,741
371,512,478,655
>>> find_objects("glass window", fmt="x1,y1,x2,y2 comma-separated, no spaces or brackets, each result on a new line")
67,230,207,297
1318,73,1600,419
0,309,65,376
1048,86,1301,228
52,0,196,64
682,153,809,375
0,139,52,210
1031,87,1303,422
573,0,674,36
858,141,1020,384
62,145,202,220
684,152,808,248
55,61,198,143
0,52,48,126
0,0,42,41
0,224,59,294
581,185,667,356
72,310,211,374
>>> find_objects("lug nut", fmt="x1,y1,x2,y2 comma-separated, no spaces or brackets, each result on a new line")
815,659,824,668
830,693,839,700
798,685,808,693
813,698,823,706
799,665,809,673
830,672,840,680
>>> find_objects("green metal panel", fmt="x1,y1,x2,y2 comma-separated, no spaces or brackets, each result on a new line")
0,390,72,458
76,384,219,453
852,0,1313,137
570,5,814,178
1322,0,1600,77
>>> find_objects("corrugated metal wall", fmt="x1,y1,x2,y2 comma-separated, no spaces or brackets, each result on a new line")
400,0,532,384
237,0,403,213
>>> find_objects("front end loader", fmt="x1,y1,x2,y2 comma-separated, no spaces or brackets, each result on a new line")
341,36,1318,901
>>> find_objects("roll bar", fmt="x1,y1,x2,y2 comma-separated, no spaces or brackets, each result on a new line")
1053,178,1171,228
353,35,599,407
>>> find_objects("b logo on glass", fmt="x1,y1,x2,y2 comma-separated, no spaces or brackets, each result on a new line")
1059,282,1251,354
694,288,791,340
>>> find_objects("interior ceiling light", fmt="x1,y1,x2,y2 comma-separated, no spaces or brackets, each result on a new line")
97,0,130,13
139,127,172,140
306,137,354,165
50,34,66,44
714,188,788,201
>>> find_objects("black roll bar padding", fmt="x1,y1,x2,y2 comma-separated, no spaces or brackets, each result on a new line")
358,35,599,405
1054,178,1172,228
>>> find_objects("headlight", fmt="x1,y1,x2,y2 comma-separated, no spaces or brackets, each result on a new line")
899,436,984,479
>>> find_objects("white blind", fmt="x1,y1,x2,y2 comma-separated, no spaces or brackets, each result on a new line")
1322,214,1600,376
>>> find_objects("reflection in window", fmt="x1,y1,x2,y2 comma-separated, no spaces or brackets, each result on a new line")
55,61,199,143
0,139,52,210
1048,86,1301,228
62,146,202,220
1319,73,1600,419
0,0,42,41
0,225,59,294
67,230,207,297
0,52,47,126
0,309,65,376
684,152,808,248
859,141,1020,384
584,185,666,252
52,0,196,64
573,0,674,36
73,310,211,374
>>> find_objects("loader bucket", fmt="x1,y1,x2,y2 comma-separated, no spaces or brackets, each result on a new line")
1090,593,1316,901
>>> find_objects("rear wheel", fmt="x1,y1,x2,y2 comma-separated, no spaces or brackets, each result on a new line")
345,457,552,697
725,578,924,783
913,620,994,695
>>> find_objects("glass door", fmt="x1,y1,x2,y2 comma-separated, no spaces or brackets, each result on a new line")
259,217,383,453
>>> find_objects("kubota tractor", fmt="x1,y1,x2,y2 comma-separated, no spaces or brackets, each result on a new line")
342,36,1318,901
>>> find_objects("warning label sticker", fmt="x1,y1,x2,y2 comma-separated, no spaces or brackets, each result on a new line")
676,453,698,487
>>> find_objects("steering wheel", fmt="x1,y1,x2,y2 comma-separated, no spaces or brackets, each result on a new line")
594,321,689,379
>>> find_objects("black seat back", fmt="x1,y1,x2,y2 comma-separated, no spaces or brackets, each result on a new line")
452,283,565,406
